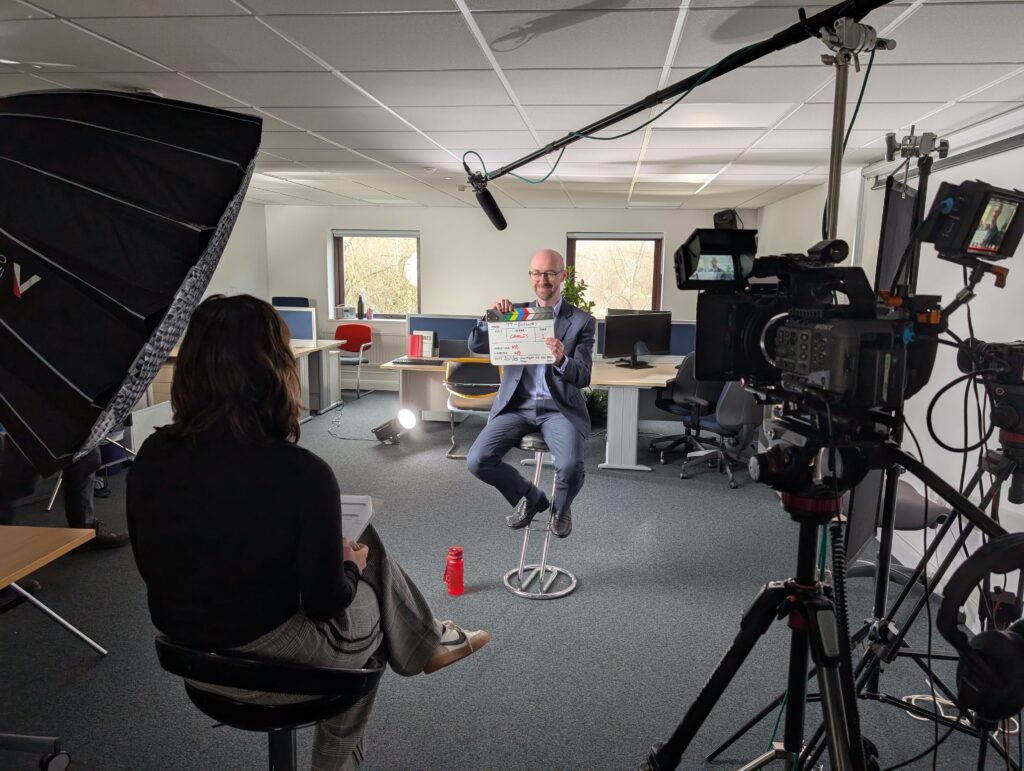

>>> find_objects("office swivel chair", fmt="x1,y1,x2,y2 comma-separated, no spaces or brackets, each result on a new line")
649,354,725,464
334,324,373,398
443,358,501,459
679,381,763,488
154,636,384,771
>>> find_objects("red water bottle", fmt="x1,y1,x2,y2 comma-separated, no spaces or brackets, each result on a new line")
442,546,464,596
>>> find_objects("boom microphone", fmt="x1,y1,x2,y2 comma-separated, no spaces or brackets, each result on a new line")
475,185,507,231
464,162,507,231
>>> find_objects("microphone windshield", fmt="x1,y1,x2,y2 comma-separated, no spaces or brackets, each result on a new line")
475,186,507,231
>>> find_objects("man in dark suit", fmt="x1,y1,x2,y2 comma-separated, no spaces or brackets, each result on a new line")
466,249,596,538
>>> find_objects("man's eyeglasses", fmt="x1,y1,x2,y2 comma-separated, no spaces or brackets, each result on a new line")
528,270,564,280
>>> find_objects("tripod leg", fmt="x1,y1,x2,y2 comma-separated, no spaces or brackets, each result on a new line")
805,597,860,771
644,582,789,770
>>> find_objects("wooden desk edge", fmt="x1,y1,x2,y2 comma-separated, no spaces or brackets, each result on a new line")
0,527,95,589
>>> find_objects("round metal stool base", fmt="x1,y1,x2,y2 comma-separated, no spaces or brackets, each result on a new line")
503,564,578,599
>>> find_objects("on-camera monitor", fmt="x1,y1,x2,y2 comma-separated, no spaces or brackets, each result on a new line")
693,254,736,281
968,195,1020,256
603,310,672,369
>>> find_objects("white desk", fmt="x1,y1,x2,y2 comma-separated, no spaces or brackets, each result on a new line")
593,361,677,472
384,357,677,469
293,341,344,419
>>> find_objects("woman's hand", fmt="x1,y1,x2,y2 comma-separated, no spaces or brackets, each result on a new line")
343,537,369,574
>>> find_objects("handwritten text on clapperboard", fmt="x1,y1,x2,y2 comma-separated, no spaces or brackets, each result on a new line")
485,307,556,365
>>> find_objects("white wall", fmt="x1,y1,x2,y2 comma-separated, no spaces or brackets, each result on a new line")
205,202,269,300
264,204,757,328
756,168,866,262
757,148,1024,543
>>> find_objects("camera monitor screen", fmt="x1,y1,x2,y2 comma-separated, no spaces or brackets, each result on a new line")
675,228,757,290
693,254,736,281
968,195,1020,256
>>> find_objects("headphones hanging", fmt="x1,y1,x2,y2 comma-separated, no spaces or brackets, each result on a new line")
936,532,1024,721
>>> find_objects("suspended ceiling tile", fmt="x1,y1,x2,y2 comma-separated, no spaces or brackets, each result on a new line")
317,131,440,150
0,19,165,71
739,183,822,209
228,107,300,132
647,128,764,148
0,73,57,94
525,104,652,132
0,0,52,19
754,128,881,150
877,3,1024,65
259,131,337,150
642,147,744,164
506,68,662,106
921,102,1024,132
392,104,526,131
33,71,243,106
261,106,412,132
348,70,510,107
268,14,488,71
537,129,645,148
776,102,944,131
424,130,534,150
245,0,454,12
78,17,327,71
32,0,244,15
965,68,1024,102
470,0,681,8
652,102,795,129
359,147,463,164
810,64,1024,104
476,9,679,69
673,5,905,68
186,72,375,108
668,65,831,103
554,146,644,164
267,148,372,163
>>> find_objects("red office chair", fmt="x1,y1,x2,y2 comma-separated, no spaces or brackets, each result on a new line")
335,324,373,398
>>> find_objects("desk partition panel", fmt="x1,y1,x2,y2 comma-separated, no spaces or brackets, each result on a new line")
406,315,480,356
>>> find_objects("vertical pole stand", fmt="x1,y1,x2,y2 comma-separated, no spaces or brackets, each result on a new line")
503,439,577,599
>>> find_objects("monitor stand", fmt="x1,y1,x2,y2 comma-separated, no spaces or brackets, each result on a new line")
615,354,653,369
615,342,653,369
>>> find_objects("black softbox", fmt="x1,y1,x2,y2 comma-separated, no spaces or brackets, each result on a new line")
0,90,262,475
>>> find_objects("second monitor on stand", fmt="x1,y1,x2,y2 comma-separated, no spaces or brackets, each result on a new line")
603,310,671,369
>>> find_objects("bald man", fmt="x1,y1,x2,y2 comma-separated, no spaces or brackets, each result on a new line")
465,249,596,538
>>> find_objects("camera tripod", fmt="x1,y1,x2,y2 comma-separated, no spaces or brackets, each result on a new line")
705,440,1017,770
643,470,870,771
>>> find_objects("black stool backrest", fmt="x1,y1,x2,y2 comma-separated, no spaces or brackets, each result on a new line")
155,636,385,697
444,359,502,398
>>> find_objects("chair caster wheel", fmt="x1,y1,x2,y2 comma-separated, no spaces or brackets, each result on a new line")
729,482,738,489
40,751,70,771
648,443,656,452
659,456,667,465
680,472,691,480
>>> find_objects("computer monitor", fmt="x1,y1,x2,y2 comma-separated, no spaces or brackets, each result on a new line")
603,310,671,369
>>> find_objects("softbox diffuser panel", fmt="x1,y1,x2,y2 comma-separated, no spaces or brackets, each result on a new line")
0,89,262,475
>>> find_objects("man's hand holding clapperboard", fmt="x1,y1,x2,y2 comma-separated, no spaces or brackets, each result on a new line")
485,306,556,366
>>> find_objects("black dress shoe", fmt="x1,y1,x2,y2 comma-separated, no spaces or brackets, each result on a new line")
74,522,130,551
506,492,550,529
551,509,572,538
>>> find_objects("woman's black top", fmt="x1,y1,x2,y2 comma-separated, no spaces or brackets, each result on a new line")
126,430,359,649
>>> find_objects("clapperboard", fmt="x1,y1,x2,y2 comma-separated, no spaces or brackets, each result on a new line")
484,306,556,365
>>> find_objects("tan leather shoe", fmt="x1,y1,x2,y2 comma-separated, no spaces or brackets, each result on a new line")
423,621,490,674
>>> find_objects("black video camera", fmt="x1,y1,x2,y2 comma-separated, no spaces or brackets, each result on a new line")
674,180,1023,417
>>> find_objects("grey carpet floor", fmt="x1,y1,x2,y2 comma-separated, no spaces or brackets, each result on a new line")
0,392,1012,769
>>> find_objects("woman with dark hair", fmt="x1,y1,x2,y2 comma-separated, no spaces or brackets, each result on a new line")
126,294,488,771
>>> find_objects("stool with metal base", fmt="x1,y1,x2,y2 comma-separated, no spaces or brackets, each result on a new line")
503,433,577,600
